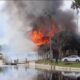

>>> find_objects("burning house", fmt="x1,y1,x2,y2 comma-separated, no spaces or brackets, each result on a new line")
6,0,80,60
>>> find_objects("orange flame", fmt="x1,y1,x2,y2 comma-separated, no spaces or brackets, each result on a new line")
32,27,59,46
31,18,59,46
32,31,49,46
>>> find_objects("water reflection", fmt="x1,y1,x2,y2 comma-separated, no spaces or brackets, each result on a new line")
37,71,80,80
0,66,80,80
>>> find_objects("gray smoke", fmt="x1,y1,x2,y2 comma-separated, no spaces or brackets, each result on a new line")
6,0,77,32
5,0,77,53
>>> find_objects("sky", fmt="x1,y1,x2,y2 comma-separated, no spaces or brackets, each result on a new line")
0,1,7,45
0,0,80,61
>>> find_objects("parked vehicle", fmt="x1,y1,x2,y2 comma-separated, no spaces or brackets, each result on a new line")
61,55,80,62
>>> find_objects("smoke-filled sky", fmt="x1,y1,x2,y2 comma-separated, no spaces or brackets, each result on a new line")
0,0,80,60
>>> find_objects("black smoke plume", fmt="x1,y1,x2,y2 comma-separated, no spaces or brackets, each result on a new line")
6,0,77,32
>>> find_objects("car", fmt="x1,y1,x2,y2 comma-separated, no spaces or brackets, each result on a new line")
61,55,80,62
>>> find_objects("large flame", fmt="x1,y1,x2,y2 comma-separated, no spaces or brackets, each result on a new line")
32,31,49,46
32,27,59,46
31,18,59,46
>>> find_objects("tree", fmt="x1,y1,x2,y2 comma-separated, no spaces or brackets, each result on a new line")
71,0,80,20
51,31,70,53
51,31,80,58
72,0,80,9
37,31,80,60
71,0,80,35
38,44,50,59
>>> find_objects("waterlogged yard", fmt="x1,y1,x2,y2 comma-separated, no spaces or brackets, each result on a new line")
0,66,80,80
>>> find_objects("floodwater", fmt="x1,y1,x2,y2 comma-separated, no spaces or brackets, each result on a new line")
0,66,80,80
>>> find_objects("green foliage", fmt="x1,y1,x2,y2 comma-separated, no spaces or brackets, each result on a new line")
75,0,80,6
72,0,80,9
36,59,80,68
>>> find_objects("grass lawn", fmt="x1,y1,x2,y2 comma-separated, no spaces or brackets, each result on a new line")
36,59,80,68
